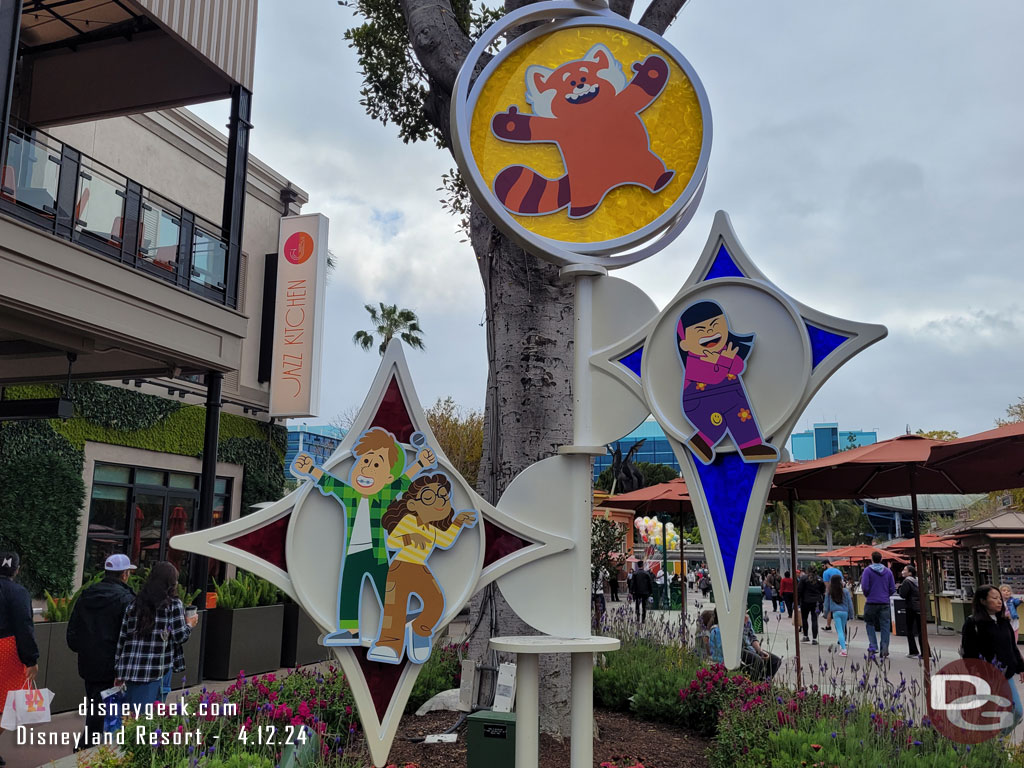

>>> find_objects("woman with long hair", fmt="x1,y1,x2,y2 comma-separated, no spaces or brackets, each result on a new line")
823,574,854,656
0,552,38,764
962,584,1024,726
115,561,196,705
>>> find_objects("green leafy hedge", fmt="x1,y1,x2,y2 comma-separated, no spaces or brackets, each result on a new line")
0,421,84,596
0,383,287,596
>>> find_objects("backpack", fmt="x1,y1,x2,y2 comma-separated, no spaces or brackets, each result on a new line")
699,576,711,591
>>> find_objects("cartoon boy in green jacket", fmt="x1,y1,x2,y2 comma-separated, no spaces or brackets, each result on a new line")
292,426,434,646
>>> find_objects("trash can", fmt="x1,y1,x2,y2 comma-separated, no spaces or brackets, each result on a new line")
747,587,764,633
892,596,907,637
467,710,516,768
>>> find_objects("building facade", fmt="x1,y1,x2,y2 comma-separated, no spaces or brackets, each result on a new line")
0,3,313,595
285,424,346,480
593,418,682,482
789,422,877,461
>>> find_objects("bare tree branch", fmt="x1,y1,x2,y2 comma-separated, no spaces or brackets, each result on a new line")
400,0,474,94
638,0,689,35
609,0,635,20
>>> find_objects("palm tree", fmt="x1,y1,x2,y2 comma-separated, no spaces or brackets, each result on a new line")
353,303,425,356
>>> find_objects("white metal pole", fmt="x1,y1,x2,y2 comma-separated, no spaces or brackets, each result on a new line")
564,265,605,768
515,653,539,768
570,651,594,767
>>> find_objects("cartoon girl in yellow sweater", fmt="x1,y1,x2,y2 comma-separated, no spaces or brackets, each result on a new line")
367,473,477,664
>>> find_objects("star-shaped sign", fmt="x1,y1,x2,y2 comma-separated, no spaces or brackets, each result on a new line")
592,210,886,666
171,343,571,766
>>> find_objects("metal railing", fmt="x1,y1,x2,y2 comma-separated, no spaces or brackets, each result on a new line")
1,122,237,308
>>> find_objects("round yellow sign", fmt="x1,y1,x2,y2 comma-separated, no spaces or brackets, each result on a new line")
469,26,706,247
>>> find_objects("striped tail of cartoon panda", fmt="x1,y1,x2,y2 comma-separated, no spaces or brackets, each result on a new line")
493,166,571,216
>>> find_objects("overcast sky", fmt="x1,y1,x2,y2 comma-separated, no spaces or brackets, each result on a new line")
193,1,1023,442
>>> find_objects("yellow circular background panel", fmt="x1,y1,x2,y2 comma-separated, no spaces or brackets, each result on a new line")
470,26,704,246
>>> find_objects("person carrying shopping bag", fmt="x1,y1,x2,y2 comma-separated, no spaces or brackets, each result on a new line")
0,551,40,764
114,561,197,706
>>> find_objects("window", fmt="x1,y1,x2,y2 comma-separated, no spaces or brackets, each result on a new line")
84,463,233,582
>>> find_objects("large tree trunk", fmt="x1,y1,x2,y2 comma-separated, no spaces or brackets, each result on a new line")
468,206,575,734
397,0,688,738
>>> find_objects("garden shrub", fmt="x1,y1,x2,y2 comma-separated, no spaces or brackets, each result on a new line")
406,641,464,713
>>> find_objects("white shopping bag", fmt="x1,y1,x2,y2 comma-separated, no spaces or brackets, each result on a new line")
0,690,16,730
11,685,54,725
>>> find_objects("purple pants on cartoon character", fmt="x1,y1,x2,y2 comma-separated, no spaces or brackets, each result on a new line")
683,380,763,448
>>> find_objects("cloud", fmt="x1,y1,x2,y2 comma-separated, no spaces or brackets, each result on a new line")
196,0,1024,442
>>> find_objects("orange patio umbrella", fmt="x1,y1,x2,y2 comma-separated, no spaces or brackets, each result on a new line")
924,422,1024,494
604,477,692,514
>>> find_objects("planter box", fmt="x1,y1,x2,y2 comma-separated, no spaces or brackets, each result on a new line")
166,611,204,691
281,604,330,669
203,605,284,680
32,621,51,689
40,621,86,714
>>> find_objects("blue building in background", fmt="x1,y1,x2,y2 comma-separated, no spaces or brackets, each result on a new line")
789,422,877,461
285,425,346,480
594,419,879,482
593,419,681,481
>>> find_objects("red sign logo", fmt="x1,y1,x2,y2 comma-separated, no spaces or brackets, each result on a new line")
284,232,314,265
928,658,1016,743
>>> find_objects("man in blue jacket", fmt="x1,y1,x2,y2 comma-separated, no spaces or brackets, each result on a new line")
860,551,896,658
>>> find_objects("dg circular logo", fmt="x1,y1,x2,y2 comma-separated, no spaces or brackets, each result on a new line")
283,231,314,265
928,658,1018,743
450,3,712,268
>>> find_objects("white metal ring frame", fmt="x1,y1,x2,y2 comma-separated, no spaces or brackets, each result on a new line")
449,0,713,269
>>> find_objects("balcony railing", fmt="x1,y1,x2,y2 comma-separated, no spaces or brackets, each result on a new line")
0,123,237,308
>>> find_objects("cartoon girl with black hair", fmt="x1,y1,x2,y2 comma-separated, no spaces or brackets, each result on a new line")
676,300,779,465
367,473,477,664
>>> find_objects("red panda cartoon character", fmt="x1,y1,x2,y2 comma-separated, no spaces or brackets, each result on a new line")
491,43,674,220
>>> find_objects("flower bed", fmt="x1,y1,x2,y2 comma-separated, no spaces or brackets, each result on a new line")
88,641,463,768
706,660,1018,768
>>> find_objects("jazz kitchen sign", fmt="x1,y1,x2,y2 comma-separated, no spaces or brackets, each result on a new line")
269,213,328,418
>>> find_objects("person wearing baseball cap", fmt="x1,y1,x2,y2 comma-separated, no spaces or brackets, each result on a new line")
67,554,137,747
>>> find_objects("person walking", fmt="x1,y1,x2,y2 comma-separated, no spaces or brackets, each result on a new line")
860,551,896,658
67,554,137,746
762,571,777,615
592,566,608,628
798,567,825,644
820,561,843,631
0,552,39,765
698,571,712,600
962,585,1024,727
114,561,197,705
898,565,922,659
609,567,621,603
655,567,668,609
779,570,795,618
824,574,854,656
631,562,654,624
1000,584,1022,642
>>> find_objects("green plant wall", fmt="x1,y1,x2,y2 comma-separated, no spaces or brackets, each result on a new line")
0,383,286,595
